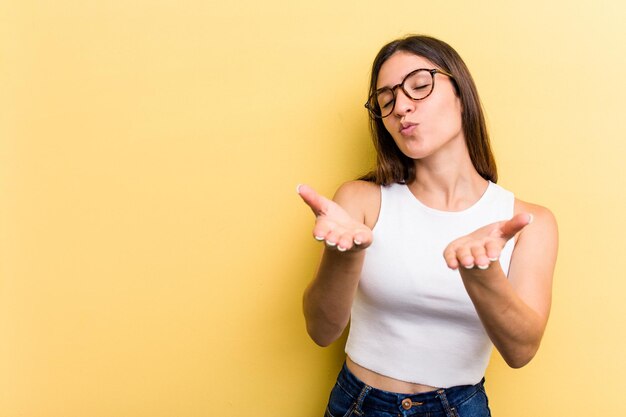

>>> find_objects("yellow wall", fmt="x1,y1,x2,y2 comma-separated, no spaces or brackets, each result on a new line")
1,1,625,416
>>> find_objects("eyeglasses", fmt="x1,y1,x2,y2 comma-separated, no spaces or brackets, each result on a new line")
365,68,455,119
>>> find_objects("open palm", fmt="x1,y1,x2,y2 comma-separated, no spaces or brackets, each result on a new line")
297,184,373,252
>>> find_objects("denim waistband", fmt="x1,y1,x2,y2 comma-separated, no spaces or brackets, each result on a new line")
336,362,485,415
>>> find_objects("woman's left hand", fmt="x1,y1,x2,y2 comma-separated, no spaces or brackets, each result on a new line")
443,213,534,270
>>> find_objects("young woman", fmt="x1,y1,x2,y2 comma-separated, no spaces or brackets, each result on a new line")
298,35,558,417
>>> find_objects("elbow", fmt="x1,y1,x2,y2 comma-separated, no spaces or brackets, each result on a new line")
305,320,345,347
302,290,348,347
502,342,540,369
307,328,335,347
505,355,533,369
499,321,547,368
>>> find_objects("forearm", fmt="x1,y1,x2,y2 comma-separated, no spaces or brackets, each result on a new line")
460,263,547,368
303,249,365,347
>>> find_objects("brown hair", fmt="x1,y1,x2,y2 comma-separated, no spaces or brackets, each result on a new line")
360,35,497,185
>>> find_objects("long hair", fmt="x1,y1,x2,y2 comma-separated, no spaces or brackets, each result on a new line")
360,35,497,185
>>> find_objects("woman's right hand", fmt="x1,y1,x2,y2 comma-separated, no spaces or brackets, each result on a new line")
297,184,373,252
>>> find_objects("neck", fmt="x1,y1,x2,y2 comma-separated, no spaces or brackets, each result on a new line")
408,145,488,212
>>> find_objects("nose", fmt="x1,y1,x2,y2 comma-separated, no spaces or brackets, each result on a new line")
392,88,415,117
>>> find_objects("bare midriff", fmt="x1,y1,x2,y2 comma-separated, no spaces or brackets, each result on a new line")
346,357,439,394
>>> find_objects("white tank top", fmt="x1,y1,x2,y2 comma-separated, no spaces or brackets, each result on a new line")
345,181,515,388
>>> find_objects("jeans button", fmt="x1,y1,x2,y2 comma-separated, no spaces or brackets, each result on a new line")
401,398,412,410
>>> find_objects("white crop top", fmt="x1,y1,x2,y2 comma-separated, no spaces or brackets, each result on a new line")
345,181,515,388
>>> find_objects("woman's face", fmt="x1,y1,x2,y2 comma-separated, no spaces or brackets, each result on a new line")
376,51,465,161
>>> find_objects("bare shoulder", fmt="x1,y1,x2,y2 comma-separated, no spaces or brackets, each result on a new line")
333,180,381,229
514,198,558,232
334,179,380,199
513,198,559,257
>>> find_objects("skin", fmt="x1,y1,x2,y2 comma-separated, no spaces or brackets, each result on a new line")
298,51,558,394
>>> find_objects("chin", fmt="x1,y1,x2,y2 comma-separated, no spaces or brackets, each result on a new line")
400,151,432,161
397,144,433,160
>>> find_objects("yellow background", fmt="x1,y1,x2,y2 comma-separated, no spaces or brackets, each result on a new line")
1,1,625,416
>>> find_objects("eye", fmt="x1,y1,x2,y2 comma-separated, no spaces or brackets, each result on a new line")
405,71,433,97
411,84,430,92
377,89,394,109
407,78,432,91
380,99,393,109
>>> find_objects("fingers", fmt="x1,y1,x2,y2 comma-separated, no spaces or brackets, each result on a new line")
454,245,475,269
443,240,503,271
443,246,460,270
500,212,533,239
470,245,489,270
443,212,534,270
484,240,501,262
297,184,329,216
311,221,372,252
321,235,365,252
298,183,372,252
320,229,371,252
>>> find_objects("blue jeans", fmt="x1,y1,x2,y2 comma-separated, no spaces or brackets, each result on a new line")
325,363,491,417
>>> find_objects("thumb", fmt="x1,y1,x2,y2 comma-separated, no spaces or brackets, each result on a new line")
500,212,533,239
297,184,329,216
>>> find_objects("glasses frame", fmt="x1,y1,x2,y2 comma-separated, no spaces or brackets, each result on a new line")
365,68,455,119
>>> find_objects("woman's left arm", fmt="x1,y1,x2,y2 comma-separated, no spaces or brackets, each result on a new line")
443,200,558,368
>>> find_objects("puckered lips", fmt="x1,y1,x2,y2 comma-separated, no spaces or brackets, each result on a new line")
400,121,418,136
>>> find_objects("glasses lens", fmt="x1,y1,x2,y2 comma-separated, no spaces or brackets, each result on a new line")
372,88,394,118
404,70,434,100
367,70,436,118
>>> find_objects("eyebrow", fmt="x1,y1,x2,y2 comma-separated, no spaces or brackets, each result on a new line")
377,68,428,90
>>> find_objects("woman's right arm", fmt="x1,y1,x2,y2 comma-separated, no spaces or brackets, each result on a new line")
303,250,366,346
298,181,378,347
